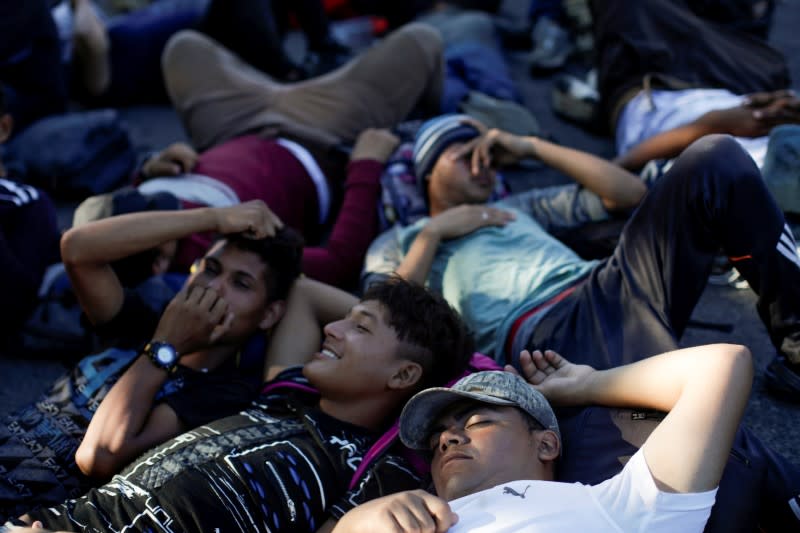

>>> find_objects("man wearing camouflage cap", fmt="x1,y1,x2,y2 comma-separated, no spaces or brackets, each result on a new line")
331,343,753,532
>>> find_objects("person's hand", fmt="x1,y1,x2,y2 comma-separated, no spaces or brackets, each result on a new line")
213,200,283,239
350,128,402,164
744,89,800,127
451,128,535,175
142,142,199,178
505,349,595,406
425,204,515,241
699,90,800,138
151,284,234,356
697,106,774,138
332,490,457,533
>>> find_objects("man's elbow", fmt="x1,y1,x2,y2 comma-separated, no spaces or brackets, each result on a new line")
714,343,754,394
59,226,88,267
602,181,647,211
75,443,119,480
729,344,754,385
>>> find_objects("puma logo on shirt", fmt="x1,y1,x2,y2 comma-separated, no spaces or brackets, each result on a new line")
503,485,530,499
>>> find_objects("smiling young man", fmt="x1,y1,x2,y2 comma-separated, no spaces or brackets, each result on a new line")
332,343,753,532
15,276,474,532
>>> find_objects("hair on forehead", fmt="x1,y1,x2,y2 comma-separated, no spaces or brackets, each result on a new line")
217,228,303,302
362,276,474,389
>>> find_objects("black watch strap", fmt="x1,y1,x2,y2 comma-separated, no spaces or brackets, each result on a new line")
144,341,179,374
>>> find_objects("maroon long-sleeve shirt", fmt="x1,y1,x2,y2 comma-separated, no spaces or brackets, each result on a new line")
172,135,381,288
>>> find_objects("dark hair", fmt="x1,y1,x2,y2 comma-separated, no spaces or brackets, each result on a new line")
0,82,6,116
114,226,304,294
223,227,304,302
363,276,474,389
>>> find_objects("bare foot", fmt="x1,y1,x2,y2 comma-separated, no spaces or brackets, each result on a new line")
72,0,111,96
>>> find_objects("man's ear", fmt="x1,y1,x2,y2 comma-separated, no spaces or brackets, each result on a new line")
0,113,13,144
536,430,561,463
259,300,286,331
387,361,423,391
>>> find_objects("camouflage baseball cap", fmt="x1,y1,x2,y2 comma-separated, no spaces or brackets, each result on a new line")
399,370,560,450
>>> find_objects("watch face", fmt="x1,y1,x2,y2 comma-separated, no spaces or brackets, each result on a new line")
156,345,176,365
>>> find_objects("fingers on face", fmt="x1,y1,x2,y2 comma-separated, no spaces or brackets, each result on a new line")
187,285,228,317
207,290,229,318
448,137,478,171
473,136,494,174
210,311,235,343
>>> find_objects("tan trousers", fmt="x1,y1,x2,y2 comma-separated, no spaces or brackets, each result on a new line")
162,23,444,158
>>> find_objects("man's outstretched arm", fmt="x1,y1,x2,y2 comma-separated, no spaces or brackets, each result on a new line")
459,128,647,211
513,344,753,493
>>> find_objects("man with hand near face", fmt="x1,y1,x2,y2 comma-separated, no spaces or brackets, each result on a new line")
0,200,302,520
333,343,753,532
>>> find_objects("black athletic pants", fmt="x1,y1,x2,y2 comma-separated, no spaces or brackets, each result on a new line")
527,134,800,368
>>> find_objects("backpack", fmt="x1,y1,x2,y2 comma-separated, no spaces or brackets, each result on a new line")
5,109,136,199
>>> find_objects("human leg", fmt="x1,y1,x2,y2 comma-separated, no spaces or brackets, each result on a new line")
526,136,800,529
100,2,202,106
528,135,800,370
162,22,443,152
0,0,67,131
275,22,442,139
71,0,110,97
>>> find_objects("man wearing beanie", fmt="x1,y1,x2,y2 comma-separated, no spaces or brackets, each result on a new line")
363,117,800,530
365,115,800,401
332,343,753,532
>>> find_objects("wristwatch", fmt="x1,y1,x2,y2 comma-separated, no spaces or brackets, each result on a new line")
143,341,179,373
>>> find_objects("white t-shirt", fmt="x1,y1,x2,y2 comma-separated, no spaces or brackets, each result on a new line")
616,88,768,169
446,449,716,532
